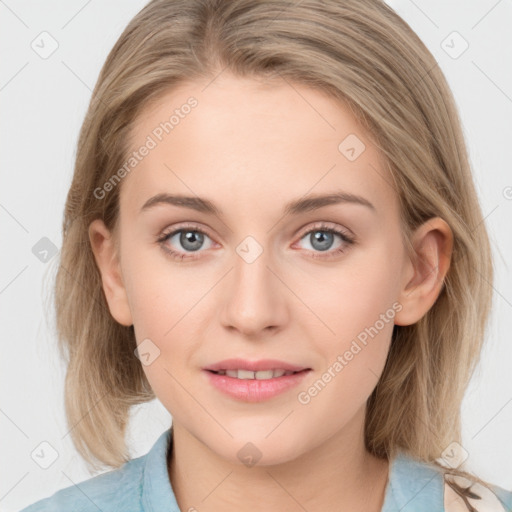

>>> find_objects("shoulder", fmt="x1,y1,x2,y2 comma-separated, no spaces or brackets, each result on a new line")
385,451,512,512
19,427,177,512
443,472,512,512
18,455,146,512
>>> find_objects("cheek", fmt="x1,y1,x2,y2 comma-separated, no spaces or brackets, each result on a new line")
298,240,399,393
123,236,207,331
121,242,222,396
305,239,400,340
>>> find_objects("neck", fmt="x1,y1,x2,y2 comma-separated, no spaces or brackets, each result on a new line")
167,409,389,512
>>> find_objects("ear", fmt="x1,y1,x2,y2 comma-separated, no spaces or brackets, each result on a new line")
88,219,133,327
394,217,453,326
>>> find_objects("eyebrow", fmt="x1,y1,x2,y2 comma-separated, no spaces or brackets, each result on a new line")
140,191,376,216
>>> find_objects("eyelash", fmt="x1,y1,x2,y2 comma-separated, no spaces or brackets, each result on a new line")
156,222,356,262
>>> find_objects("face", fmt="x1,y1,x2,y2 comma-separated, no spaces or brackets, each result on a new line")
91,72,433,466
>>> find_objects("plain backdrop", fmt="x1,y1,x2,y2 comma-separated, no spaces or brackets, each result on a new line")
1,0,511,510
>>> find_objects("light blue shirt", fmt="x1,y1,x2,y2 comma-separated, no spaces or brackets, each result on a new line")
20,427,512,511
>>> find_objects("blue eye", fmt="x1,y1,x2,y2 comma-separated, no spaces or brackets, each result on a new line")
157,225,214,261
295,224,355,260
157,222,355,262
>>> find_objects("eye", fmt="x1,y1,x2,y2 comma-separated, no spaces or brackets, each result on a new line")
157,224,216,261
157,222,355,262
294,222,355,259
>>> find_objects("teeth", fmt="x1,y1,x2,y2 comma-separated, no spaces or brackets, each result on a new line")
218,369,296,379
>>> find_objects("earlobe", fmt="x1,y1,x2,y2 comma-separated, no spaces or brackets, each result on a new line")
394,217,453,327
88,219,133,327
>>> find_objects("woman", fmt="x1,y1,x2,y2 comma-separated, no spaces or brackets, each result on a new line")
21,0,512,510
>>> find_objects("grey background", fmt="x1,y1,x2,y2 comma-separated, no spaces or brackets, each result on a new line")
1,0,511,510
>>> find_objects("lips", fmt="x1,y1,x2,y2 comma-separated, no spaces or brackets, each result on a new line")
204,366,312,402
203,358,311,373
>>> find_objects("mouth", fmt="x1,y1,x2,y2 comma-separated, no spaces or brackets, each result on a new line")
205,368,310,380
203,358,311,376
203,367,312,402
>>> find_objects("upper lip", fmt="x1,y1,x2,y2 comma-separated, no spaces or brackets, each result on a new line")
203,358,311,372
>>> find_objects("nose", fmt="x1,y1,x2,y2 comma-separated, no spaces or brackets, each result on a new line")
219,240,289,338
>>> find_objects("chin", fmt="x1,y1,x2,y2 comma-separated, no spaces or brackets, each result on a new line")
209,429,305,468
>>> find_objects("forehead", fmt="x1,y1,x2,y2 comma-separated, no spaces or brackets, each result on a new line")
120,73,399,222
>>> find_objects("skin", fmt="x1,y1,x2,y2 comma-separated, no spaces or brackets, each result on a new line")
89,72,453,512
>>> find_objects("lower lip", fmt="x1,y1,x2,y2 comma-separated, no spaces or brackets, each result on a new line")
203,370,311,402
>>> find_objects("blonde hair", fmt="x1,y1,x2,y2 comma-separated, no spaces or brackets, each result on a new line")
51,0,495,490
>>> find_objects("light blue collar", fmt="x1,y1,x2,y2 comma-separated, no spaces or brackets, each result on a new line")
381,450,444,511
141,426,181,512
